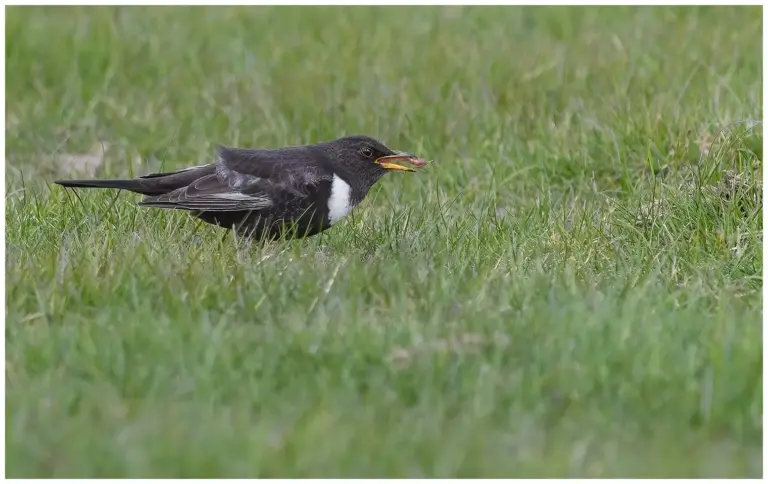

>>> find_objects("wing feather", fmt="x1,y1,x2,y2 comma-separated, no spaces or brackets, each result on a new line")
138,145,333,212
139,174,272,211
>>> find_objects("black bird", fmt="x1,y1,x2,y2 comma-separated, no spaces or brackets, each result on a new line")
55,135,427,240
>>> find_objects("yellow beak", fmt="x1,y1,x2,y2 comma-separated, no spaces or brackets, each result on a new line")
375,152,427,172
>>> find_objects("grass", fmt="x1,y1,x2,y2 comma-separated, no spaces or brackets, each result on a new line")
5,5,763,478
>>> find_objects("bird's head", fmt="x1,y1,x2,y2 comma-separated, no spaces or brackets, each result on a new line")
320,135,427,185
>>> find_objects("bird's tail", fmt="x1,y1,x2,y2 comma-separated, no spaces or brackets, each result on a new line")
54,178,154,195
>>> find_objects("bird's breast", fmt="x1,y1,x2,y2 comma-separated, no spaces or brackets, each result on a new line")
327,173,356,225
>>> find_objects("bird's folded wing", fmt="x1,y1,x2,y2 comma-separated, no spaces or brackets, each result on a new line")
216,145,332,198
139,162,332,212
139,174,273,211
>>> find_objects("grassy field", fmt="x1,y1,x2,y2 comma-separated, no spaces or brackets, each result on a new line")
5,6,763,478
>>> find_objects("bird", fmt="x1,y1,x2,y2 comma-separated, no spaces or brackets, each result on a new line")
55,135,427,241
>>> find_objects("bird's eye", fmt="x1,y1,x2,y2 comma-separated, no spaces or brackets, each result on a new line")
361,147,373,158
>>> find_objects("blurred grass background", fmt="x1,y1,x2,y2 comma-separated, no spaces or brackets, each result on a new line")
5,5,763,477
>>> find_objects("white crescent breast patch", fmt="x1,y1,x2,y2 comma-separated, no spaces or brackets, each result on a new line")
327,174,353,225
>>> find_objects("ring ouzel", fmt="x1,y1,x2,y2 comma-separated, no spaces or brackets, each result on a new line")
55,135,427,240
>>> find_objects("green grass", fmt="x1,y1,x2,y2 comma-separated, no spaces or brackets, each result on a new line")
5,5,763,478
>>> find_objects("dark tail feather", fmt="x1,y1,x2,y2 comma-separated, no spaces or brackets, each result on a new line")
54,178,158,195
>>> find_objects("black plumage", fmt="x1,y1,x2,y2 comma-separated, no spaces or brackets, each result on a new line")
55,135,426,240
